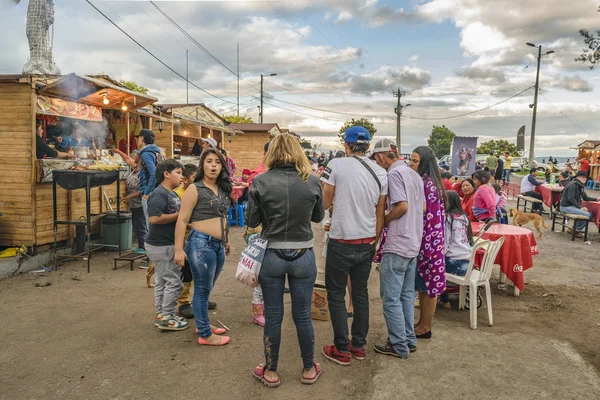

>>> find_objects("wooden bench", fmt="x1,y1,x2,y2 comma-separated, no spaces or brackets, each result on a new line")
516,195,544,215
114,252,148,271
551,212,590,241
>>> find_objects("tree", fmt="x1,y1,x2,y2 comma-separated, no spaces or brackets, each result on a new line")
427,125,455,158
118,79,149,95
223,115,253,124
338,118,377,143
477,139,518,156
574,6,600,69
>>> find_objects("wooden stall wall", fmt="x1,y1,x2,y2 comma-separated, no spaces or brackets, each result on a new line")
0,83,35,247
154,121,174,158
34,181,126,246
227,132,270,173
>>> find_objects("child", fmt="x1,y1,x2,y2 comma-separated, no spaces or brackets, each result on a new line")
439,191,474,309
236,168,251,204
245,226,265,326
146,159,188,331
174,164,199,319
491,183,508,224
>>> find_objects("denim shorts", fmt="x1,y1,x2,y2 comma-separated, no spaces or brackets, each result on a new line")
445,258,469,276
415,271,427,292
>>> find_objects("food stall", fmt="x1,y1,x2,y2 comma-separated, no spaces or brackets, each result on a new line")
0,73,158,251
576,140,600,181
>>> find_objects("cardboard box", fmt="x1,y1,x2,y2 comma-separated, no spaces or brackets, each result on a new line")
311,282,330,321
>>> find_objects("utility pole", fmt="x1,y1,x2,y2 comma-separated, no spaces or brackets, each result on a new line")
237,43,240,117
526,42,554,169
185,49,189,105
259,73,276,124
393,88,410,153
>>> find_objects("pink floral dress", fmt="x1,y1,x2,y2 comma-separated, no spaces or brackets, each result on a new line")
417,176,446,298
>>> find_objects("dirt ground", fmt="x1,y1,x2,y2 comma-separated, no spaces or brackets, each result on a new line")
1,196,600,400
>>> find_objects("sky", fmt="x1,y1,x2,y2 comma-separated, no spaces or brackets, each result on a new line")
1,0,599,156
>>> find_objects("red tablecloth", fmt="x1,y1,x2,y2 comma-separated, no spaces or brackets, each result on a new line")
230,185,246,202
471,222,538,291
536,185,562,208
582,201,600,228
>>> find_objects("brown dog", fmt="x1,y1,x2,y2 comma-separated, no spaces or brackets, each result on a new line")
510,208,548,239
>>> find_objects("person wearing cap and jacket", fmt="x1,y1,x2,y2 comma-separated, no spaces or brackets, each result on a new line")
560,171,600,233
320,126,388,365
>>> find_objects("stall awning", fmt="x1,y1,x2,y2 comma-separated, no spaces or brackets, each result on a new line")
37,73,158,112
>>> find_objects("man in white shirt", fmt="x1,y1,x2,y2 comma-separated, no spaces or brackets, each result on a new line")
320,126,388,366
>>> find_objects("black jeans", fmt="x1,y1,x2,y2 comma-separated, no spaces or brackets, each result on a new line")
130,206,147,249
259,248,317,371
325,239,375,353
522,191,544,212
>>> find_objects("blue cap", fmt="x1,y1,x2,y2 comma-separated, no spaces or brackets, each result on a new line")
343,126,371,143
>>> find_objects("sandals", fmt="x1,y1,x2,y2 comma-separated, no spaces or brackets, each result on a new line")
197,336,230,346
195,327,228,335
253,365,281,388
300,362,322,385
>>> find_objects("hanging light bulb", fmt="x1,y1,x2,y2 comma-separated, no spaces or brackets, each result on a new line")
103,96,109,105
121,101,128,111
183,130,187,136
101,88,109,105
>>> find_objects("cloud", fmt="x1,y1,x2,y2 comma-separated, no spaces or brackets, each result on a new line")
551,75,593,92
349,66,431,95
456,66,506,83
336,11,353,23
409,55,419,61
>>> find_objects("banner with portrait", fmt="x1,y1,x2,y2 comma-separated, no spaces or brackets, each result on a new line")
451,137,478,177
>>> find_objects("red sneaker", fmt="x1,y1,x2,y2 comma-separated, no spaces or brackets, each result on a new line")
349,343,366,360
322,344,351,366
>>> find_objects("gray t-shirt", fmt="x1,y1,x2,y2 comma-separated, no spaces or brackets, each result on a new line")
383,161,425,258
445,214,472,260
321,156,388,240
146,185,181,246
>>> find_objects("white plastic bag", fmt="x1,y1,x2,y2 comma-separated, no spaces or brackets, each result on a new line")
235,237,268,288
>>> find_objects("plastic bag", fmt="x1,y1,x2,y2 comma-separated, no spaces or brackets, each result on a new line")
235,237,268,288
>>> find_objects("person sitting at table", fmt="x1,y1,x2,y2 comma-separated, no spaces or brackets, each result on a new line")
472,170,496,222
439,191,474,309
461,178,477,222
559,171,600,236
558,171,572,187
236,168,251,204
520,169,544,214
35,123,72,160
56,123,91,151
492,183,508,224
442,172,455,191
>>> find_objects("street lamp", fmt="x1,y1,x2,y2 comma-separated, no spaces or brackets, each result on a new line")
260,73,277,123
525,42,554,169
156,119,164,133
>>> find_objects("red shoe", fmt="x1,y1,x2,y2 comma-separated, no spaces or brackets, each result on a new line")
253,364,281,388
198,336,230,346
349,343,366,360
321,344,351,366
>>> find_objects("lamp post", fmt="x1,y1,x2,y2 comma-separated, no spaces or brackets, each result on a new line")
260,73,277,123
526,42,554,169
156,119,164,133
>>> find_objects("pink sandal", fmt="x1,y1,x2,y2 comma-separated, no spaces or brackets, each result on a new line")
253,365,281,388
195,327,228,335
197,336,230,346
300,362,322,385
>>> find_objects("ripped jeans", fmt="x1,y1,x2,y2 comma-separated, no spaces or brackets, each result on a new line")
259,248,317,371
186,230,225,338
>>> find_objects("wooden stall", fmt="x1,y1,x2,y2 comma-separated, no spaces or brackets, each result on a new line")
0,74,158,250
227,123,282,172
576,140,600,181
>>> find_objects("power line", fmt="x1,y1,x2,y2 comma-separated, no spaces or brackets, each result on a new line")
270,97,394,120
539,92,593,135
86,0,237,104
403,86,535,120
263,100,347,122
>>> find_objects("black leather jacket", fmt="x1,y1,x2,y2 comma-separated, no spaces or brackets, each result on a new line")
560,179,595,209
246,163,324,243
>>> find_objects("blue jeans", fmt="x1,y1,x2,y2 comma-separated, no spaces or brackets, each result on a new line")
130,207,147,249
259,248,317,371
440,258,469,303
560,206,592,232
141,197,150,229
503,169,511,182
380,253,417,358
186,230,225,338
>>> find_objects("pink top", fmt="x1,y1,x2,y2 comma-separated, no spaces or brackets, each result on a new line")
496,191,507,209
472,184,496,221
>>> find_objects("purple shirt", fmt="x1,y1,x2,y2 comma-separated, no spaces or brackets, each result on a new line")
383,161,425,258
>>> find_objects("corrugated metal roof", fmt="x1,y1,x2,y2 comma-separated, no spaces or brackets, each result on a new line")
229,123,280,132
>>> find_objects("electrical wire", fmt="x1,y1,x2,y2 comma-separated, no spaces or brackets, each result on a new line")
270,97,394,120
263,100,347,122
86,0,237,105
402,86,535,120
539,92,593,135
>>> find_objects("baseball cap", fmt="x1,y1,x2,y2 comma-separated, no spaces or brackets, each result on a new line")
137,129,155,141
343,126,371,143
575,171,588,178
201,137,217,148
371,138,397,154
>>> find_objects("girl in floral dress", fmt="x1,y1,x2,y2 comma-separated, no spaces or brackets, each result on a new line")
409,146,446,339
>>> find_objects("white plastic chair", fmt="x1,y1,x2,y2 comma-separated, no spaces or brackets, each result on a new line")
446,237,505,329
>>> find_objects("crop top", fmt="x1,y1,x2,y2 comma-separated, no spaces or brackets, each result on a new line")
190,181,232,222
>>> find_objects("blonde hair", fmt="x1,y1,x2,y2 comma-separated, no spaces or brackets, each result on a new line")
264,134,312,182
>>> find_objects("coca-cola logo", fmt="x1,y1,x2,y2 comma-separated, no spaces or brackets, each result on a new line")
513,264,524,273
